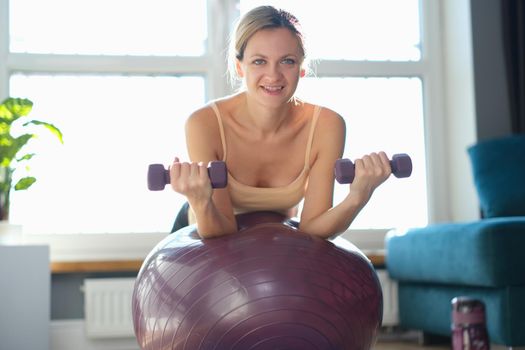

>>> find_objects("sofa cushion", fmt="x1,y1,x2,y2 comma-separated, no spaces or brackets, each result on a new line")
386,217,525,287
468,135,525,218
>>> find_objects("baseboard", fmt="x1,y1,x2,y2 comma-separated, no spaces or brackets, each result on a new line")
52,319,525,350
51,319,139,350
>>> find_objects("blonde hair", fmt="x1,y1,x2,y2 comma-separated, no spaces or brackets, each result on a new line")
227,6,309,87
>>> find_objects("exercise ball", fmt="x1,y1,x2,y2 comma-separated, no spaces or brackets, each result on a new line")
132,212,383,350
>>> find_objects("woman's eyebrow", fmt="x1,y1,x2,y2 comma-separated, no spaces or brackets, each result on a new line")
247,53,298,59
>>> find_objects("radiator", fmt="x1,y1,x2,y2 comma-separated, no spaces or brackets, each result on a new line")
82,273,398,339
376,269,400,326
83,278,136,338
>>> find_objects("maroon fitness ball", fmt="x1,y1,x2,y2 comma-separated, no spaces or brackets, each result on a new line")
132,213,383,350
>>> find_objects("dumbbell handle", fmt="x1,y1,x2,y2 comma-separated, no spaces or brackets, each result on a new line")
147,161,228,191
334,153,412,184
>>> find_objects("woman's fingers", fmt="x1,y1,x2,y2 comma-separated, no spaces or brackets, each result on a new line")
371,152,391,178
361,154,374,175
350,152,393,199
378,152,391,174
169,159,212,197
197,162,209,182
171,158,181,181
181,163,191,185
359,152,391,178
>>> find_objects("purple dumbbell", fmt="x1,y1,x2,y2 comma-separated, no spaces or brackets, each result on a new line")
334,153,412,184
147,161,228,191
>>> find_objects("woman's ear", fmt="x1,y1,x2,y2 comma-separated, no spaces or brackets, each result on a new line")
235,60,244,78
300,68,306,78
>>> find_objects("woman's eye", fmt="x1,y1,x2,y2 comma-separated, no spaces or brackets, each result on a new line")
282,58,296,65
253,59,265,65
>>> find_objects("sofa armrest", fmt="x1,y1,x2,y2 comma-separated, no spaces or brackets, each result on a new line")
386,217,525,287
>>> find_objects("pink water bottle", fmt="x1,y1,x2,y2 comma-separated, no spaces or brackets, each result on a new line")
452,297,490,350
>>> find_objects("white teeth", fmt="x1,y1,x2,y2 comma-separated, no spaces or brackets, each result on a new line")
263,86,283,91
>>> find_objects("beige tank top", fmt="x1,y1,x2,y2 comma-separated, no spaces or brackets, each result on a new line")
211,102,322,214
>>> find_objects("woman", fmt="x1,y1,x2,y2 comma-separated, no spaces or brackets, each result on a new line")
170,6,391,239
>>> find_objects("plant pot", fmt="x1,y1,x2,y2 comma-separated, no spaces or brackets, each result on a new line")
0,221,23,245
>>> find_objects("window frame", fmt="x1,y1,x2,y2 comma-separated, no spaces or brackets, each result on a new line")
0,0,449,260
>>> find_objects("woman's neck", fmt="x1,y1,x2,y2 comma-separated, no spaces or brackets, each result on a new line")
240,94,301,137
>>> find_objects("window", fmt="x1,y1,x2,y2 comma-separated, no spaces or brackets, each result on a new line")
2,0,439,235
9,74,204,233
10,0,207,56
240,0,429,229
240,0,421,61
4,0,218,234
298,77,427,228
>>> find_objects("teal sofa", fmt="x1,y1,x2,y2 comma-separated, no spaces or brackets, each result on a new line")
386,135,525,346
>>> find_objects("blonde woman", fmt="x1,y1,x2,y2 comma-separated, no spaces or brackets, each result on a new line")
170,6,391,239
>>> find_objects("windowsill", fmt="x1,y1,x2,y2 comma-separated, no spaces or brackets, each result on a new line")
21,232,170,262
21,228,390,264
51,260,143,274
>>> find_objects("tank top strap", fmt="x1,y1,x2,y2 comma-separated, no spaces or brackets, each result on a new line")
304,105,322,167
210,102,227,161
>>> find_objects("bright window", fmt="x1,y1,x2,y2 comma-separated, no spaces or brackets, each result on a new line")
10,0,207,56
3,0,435,234
297,77,427,228
9,74,204,233
240,0,421,60
241,0,429,228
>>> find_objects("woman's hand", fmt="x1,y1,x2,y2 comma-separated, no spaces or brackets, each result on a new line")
169,157,213,206
349,151,391,205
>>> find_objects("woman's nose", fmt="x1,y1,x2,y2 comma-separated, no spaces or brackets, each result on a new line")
265,63,283,78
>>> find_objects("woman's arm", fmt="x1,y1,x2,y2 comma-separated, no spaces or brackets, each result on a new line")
171,106,237,238
299,110,391,239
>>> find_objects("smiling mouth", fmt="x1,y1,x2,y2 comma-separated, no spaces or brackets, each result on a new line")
262,85,284,92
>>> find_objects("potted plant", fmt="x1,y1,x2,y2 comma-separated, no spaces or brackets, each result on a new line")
0,97,63,222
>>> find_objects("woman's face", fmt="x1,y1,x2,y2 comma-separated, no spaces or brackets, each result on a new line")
237,27,305,107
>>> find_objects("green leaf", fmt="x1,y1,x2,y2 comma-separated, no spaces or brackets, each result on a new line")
24,120,64,144
0,105,13,121
0,97,62,200
1,98,33,119
0,157,11,168
14,176,36,191
17,153,36,162
0,121,10,134
0,134,13,146
0,134,33,168
13,133,34,151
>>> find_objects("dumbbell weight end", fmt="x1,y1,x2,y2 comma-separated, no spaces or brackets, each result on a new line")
334,153,412,184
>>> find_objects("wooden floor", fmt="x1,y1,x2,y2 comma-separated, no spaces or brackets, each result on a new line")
374,342,511,349
374,342,447,349
373,333,448,350
372,330,513,350
374,339,512,350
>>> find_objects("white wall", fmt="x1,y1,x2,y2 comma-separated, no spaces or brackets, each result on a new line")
470,0,512,140
0,245,50,350
441,0,480,222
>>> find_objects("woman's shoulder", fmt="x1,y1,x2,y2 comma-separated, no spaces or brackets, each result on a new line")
186,93,244,133
307,105,346,160
294,98,341,121
186,99,226,129
186,102,211,118
185,103,225,160
185,103,220,138
310,103,345,130
306,103,346,154
189,94,242,122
